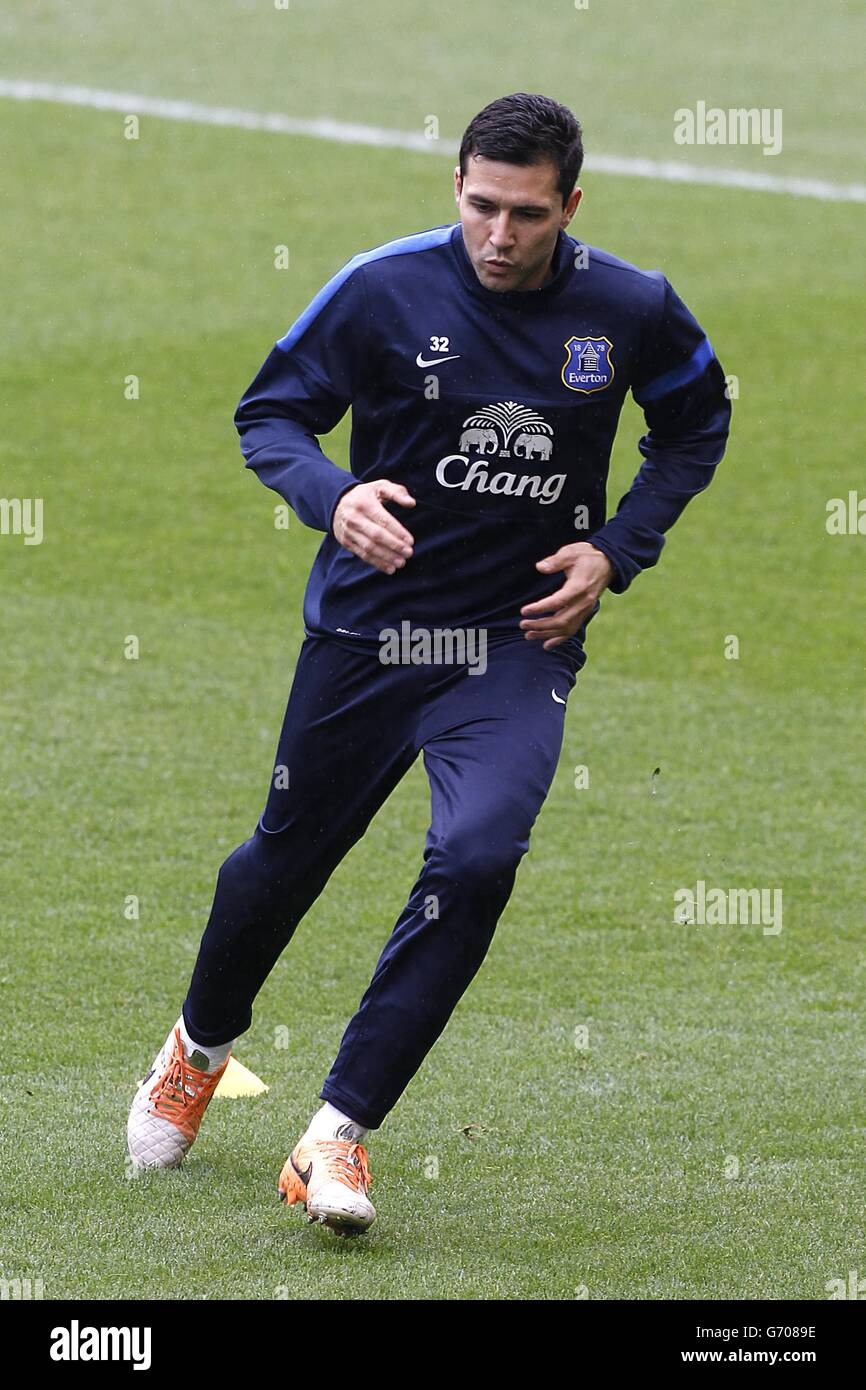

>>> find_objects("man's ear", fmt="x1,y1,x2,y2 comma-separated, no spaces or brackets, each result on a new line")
453,165,462,204
561,186,582,227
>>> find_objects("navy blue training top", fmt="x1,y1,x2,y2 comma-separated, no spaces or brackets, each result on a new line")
234,222,731,659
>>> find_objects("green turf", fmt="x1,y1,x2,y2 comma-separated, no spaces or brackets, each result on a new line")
1,2,864,1300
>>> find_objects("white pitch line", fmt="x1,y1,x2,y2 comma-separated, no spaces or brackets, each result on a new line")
2,78,864,205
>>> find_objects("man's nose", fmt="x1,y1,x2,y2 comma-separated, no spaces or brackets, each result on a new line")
489,212,515,248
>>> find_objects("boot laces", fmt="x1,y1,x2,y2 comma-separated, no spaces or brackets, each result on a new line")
316,1139,373,1191
149,1028,220,1121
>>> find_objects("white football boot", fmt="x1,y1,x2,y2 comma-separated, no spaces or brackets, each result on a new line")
127,1019,231,1170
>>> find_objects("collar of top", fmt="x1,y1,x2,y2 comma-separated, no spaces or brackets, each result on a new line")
450,222,577,309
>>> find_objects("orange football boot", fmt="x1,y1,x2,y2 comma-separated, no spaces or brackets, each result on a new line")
278,1136,375,1235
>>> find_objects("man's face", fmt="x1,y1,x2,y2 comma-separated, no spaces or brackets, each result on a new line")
454,154,582,293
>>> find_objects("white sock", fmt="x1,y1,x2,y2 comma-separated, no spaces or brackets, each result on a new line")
177,1014,234,1074
304,1101,368,1144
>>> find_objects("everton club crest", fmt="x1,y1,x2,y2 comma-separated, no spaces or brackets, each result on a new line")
561,335,615,394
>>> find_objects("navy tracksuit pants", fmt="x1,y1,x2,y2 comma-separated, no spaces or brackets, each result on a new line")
182,631,584,1129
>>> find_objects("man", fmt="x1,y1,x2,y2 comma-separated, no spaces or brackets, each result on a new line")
128,93,731,1234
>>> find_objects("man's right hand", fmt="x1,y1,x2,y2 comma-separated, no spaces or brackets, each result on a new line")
332,480,416,574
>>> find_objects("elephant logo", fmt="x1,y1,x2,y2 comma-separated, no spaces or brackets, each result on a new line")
458,426,498,454
512,432,553,461
456,402,555,460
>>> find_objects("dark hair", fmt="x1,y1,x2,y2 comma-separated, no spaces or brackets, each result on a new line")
458,93,583,206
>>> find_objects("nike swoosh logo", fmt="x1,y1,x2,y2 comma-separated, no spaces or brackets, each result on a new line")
551,689,567,705
292,1155,313,1186
415,352,461,367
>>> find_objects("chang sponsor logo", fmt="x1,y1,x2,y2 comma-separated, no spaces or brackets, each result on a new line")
433,401,565,506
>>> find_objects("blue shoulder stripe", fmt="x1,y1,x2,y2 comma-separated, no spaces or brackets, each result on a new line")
276,224,458,352
635,336,715,403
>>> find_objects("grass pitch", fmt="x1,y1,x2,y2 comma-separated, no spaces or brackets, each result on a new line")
0,1,863,1300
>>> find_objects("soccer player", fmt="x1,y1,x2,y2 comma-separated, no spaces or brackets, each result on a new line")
128,93,731,1233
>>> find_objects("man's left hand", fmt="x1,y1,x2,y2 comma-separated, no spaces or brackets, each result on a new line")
520,543,615,650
